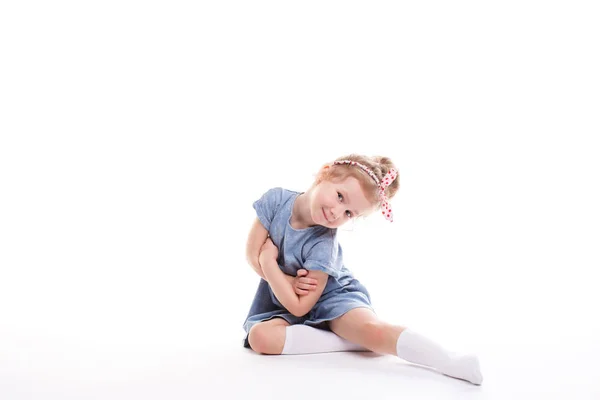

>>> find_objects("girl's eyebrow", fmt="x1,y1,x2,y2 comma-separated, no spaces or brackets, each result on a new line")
340,189,359,217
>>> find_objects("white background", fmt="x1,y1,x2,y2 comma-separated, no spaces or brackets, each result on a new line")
1,1,599,398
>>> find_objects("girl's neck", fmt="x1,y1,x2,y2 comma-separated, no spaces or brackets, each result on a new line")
290,191,315,229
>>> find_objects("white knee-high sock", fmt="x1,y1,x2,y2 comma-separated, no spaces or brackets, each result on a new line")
281,325,367,354
395,329,483,385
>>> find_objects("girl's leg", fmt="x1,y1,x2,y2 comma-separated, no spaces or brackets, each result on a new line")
329,307,406,355
247,318,290,354
329,308,483,385
248,318,367,355
282,325,367,354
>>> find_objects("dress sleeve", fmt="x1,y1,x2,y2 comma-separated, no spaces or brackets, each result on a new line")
252,187,283,232
302,238,342,279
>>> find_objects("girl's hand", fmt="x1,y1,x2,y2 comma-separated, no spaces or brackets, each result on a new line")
259,238,279,267
293,269,318,296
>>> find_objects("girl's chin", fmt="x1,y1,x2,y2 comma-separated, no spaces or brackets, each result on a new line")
306,210,318,226
310,209,324,226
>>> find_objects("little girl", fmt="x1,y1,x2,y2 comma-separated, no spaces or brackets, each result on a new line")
243,154,483,385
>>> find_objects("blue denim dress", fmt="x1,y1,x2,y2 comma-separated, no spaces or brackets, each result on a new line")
243,187,373,348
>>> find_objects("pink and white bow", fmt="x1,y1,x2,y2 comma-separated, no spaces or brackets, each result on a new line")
333,160,398,222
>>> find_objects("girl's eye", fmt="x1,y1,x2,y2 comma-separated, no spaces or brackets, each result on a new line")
337,192,343,201
345,210,353,218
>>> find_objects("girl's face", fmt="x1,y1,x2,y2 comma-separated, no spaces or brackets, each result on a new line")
309,176,375,228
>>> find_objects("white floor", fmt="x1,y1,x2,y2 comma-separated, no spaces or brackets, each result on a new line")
2,322,599,399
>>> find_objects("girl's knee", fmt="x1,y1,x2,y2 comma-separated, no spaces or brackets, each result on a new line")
248,323,285,355
362,320,387,343
248,324,269,354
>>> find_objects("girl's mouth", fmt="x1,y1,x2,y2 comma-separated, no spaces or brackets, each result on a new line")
322,208,329,223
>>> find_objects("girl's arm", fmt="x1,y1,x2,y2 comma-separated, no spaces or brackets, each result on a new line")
283,271,319,296
259,240,328,317
246,218,269,280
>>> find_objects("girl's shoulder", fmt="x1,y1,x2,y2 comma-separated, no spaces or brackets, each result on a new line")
260,187,300,202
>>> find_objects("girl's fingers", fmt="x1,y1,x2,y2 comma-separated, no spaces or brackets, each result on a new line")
297,283,317,291
299,278,318,285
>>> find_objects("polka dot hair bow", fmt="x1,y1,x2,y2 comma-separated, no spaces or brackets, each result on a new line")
333,160,398,222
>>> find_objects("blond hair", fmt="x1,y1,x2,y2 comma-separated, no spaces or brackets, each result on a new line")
315,154,400,207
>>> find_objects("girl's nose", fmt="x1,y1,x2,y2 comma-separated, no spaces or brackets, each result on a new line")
331,205,344,220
